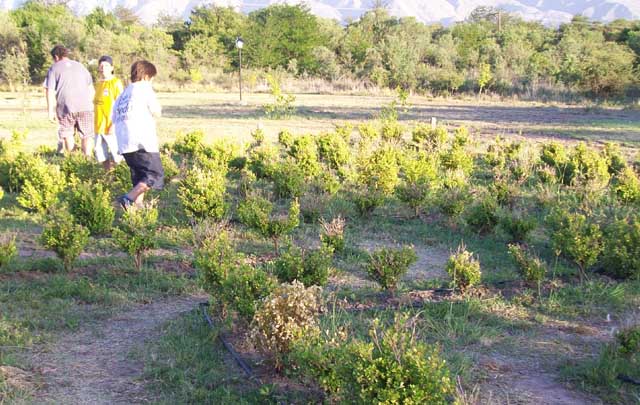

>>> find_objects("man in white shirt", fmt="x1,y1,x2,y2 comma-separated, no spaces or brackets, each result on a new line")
112,60,164,209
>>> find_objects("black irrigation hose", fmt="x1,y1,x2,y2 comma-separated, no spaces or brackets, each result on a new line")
618,374,640,386
199,302,258,382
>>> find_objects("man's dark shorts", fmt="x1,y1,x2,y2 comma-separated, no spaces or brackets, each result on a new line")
122,150,164,190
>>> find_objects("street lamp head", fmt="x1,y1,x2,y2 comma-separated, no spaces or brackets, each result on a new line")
235,37,244,49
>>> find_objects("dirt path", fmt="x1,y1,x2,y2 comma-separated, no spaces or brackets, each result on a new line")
34,295,206,405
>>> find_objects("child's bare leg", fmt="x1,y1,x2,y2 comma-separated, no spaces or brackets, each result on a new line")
126,182,150,205
102,160,115,171
82,136,94,157
63,136,75,153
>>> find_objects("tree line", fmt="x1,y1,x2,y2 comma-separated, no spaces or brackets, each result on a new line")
0,1,639,99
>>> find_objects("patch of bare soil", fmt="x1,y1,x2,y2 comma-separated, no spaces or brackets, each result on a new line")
475,354,600,405
34,295,206,405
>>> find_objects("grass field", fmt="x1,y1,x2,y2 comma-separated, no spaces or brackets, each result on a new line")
0,90,639,404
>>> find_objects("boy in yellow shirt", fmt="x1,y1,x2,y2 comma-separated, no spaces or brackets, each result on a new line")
94,55,124,170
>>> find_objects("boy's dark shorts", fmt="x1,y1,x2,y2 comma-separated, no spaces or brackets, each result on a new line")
122,150,164,190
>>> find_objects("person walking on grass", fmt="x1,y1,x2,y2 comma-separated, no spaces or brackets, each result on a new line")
44,45,95,155
113,60,164,209
94,55,124,171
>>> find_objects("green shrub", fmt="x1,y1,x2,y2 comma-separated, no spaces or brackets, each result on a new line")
617,326,640,356
446,244,481,293
160,153,180,180
602,217,640,279
66,181,115,235
547,208,603,281
291,315,453,404
250,127,266,145
612,166,640,204
247,144,279,179
463,195,498,234
192,220,239,292
351,187,386,217
250,281,323,369
357,122,378,142
316,131,350,173
0,233,17,270
380,119,405,143
237,196,300,253
356,146,399,196
13,154,66,212
0,185,3,202
278,129,294,148
435,186,471,219
287,134,321,177
111,160,132,195
220,264,277,320
568,143,610,187
171,130,206,159
112,203,158,270
60,153,103,183
396,152,438,217
508,244,547,288
263,74,296,119
602,142,627,175
366,246,417,291
334,122,353,141
273,244,333,287
412,124,448,152
271,160,306,198
40,206,89,271
178,166,227,220
499,210,537,243
440,144,473,175
319,216,346,253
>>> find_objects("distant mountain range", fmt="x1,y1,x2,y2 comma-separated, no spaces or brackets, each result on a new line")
1,0,639,26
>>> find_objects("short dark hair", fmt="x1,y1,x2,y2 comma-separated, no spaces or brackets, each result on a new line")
50,45,69,59
130,60,157,82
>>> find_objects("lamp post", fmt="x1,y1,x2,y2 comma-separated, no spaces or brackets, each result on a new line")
235,36,244,102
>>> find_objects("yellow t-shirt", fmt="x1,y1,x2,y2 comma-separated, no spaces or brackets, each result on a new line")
94,77,124,135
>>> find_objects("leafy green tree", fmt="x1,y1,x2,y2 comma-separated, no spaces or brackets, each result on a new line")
244,4,322,74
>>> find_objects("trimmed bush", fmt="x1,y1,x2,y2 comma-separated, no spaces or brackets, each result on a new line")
271,160,306,198
319,216,346,252
463,195,498,234
0,233,17,270
220,264,277,321
356,146,399,196
612,166,640,204
273,244,333,287
499,210,537,243
66,181,115,235
287,134,321,177
547,208,603,281
366,246,417,291
316,131,350,173
380,119,405,143
602,217,640,280
40,206,89,271
291,315,453,404
178,166,227,220
13,154,66,212
192,221,239,292
508,244,547,288
250,281,323,369
60,153,103,183
112,203,158,270
237,196,300,253
396,152,438,217
412,124,448,152
446,244,481,293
